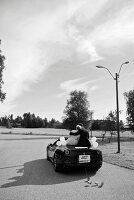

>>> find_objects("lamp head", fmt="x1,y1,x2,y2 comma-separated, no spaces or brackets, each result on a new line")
96,66,105,68
124,61,129,64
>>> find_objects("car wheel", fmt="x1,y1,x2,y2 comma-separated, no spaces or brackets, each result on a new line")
53,157,63,172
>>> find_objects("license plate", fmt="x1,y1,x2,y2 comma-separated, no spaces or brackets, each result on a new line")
79,155,90,163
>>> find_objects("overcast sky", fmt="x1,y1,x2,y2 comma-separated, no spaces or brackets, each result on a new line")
0,0,134,122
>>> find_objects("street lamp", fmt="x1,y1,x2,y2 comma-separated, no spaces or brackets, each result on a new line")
96,61,129,153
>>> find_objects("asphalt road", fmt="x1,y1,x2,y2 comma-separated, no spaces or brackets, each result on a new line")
0,134,134,200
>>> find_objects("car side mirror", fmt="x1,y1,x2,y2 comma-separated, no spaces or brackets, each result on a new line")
49,143,52,146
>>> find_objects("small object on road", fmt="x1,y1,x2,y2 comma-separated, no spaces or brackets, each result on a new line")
94,181,100,185
88,180,92,184
85,177,92,184
84,185,90,187
84,179,104,188
93,181,104,188
98,181,104,188
91,182,98,187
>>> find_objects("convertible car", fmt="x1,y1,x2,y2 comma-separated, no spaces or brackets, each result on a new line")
46,137,102,172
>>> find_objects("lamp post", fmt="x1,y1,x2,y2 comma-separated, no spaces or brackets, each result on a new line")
96,61,129,153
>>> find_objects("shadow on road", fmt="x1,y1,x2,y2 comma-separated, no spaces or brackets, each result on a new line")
0,159,96,188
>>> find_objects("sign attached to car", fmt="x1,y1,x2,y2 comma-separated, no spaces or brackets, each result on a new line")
79,155,90,163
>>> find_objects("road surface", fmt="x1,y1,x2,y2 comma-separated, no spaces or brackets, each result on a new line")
0,134,134,200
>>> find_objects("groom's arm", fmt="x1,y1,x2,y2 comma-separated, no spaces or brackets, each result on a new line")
70,130,80,136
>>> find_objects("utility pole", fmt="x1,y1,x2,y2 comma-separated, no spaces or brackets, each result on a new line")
115,73,120,153
96,61,129,153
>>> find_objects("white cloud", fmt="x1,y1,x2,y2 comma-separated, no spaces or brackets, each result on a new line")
67,24,102,63
1,0,134,116
90,5,134,48
67,1,134,61
57,78,98,98
0,0,87,114
89,86,99,91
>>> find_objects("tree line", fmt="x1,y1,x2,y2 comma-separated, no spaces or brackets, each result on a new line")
0,110,125,131
0,113,63,129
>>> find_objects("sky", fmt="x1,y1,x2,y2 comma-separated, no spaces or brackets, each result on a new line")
0,0,134,122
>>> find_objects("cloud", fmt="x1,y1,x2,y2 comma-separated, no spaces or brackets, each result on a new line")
89,4,134,50
1,0,134,115
89,86,99,91
67,24,102,63
57,78,98,98
66,0,108,63
0,0,87,114
67,0,134,60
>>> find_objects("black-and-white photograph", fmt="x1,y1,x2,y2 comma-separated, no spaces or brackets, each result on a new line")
0,0,134,199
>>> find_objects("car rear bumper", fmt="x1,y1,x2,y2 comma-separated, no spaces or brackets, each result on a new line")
63,157,102,169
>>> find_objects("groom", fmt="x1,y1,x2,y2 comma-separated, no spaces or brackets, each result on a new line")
70,123,91,147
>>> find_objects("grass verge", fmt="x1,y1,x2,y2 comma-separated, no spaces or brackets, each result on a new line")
98,137,134,170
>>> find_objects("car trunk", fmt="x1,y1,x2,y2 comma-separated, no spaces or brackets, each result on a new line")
63,146,102,167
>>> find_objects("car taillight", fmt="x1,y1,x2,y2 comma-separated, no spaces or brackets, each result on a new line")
96,150,102,155
65,149,70,155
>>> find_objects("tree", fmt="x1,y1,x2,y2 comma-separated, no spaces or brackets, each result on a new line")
22,112,32,128
0,40,6,102
106,111,116,131
63,90,90,130
105,111,116,142
124,90,134,130
44,117,48,128
101,110,123,142
49,118,56,128
36,116,44,128
13,115,22,127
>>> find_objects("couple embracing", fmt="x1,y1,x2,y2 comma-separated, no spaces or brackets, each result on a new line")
66,123,91,148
